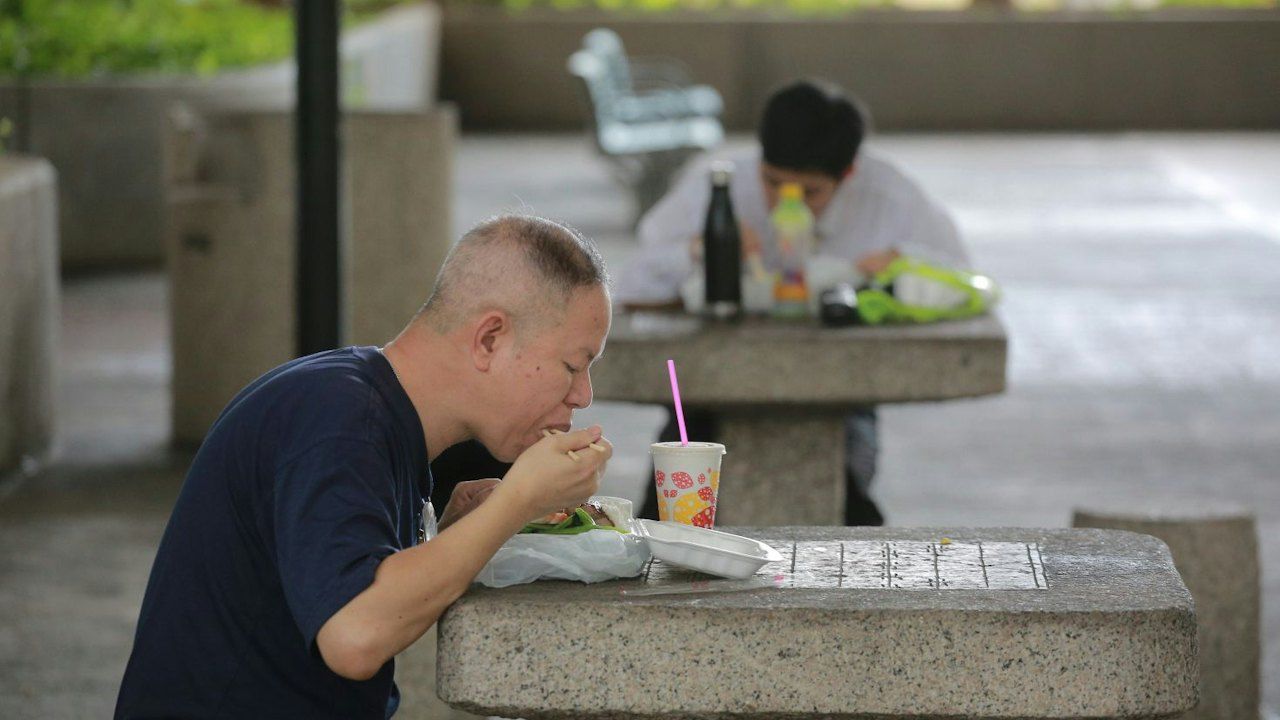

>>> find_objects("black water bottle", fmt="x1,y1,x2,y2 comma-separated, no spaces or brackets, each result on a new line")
703,162,742,319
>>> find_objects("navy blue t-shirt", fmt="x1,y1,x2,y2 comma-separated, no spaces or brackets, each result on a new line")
116,346,430,719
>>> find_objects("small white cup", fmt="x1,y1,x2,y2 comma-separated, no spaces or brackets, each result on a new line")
650,441,726,527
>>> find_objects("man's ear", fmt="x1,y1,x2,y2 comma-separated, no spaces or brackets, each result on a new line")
471,311,509,372
841,161,857,182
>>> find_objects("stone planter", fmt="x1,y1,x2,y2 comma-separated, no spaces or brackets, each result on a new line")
165,104,458,446
440,6,1280,131
0,154,58,478
0,2,442,270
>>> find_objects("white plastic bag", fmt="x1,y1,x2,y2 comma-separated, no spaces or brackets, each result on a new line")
475,496,651,588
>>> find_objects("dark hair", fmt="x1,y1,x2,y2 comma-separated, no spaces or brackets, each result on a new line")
502,215,610,296
418,215,609,330
758,80,867,179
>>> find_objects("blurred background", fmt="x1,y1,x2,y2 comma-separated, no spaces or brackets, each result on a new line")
0,0,1277,717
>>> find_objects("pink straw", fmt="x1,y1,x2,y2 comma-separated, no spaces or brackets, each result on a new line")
667,359,689,446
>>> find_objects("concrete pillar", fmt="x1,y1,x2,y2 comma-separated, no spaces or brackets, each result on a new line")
0,155,59,477
717,413,845,526
1073,507,1260,720
164,105,457,446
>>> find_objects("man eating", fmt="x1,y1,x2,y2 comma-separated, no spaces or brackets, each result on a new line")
116,215,614,719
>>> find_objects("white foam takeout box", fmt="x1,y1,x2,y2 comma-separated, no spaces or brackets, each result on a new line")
635,519,784,580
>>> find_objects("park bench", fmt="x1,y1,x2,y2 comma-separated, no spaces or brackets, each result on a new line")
567,28,724,220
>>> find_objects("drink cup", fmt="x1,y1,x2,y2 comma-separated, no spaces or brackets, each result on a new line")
650,441,725,528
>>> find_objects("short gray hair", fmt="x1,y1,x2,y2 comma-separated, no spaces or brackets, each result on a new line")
417,215,610,333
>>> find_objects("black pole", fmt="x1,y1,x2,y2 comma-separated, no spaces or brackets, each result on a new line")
295,0,342,356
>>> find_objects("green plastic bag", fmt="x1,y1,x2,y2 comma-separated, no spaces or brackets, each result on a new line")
855,256,1000,325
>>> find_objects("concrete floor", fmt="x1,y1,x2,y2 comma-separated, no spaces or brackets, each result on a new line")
2,132,1277,718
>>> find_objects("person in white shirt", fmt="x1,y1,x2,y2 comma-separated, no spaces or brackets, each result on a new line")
618,81,969,306
617,79,973,525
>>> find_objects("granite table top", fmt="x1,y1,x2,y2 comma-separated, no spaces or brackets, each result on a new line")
591,313,1008,407
435,526,1197,719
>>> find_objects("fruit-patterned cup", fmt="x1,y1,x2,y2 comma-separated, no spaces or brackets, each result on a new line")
650,442,725,528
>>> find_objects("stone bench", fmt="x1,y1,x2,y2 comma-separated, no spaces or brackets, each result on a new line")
0,155,58,478
1074,507,1260,720
427,527,1197,719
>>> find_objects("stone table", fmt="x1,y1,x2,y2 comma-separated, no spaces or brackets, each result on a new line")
434,527,1197,720
591,313,1008,525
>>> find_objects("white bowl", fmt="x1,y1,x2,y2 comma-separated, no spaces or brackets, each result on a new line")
637,520,783,579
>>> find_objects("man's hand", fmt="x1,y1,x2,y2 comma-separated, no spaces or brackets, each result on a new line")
856,248,901,277
495,426,613,523
314,429,611,682
438,478,500,532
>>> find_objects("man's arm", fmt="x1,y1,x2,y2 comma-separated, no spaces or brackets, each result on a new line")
897,201,970,269
315,429,610,681
846,156,971,272
615,160,712,306
883,164,971,269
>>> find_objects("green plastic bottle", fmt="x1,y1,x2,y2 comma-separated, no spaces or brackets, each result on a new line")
770,183,813,319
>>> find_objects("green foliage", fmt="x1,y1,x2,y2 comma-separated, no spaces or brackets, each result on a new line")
0,116,11,154
1,0,1269,78
0,0,417,79
1156,0,1273,7
0,0,292,77
477,0,1270,12
498,0,891,11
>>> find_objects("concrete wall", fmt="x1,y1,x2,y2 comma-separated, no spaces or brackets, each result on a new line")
440,8,1280,131
0,155,58,477
165,105,457,446
0,2,442,270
